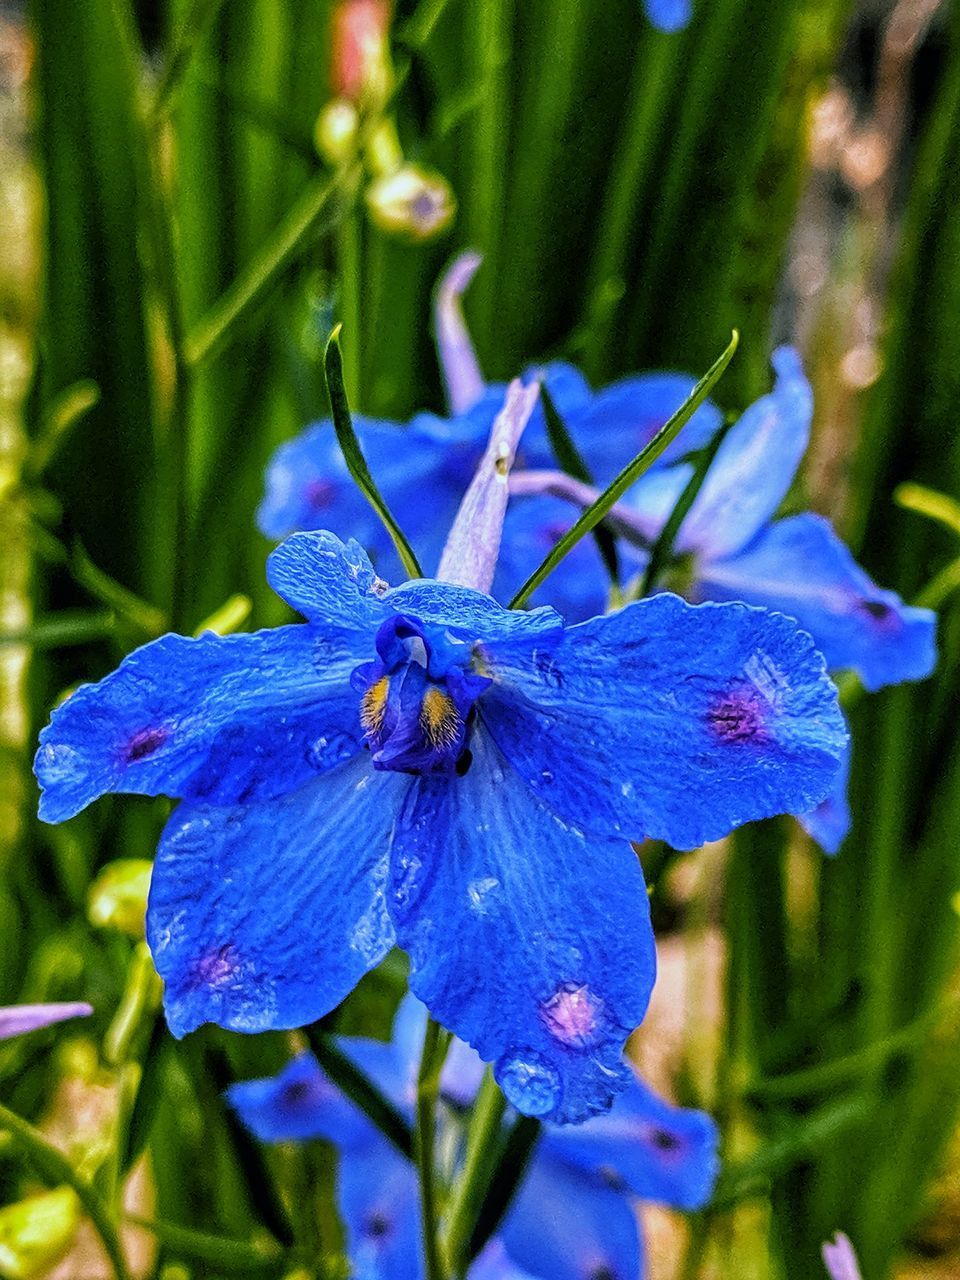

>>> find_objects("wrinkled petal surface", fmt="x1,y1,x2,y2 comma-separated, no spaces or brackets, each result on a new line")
678,346,812,560
389,731,655,1124
0,1003,93,1041
698,513,937,691
148,755,408,1037
479,592,847,850
501,1155,643,1280
544,1072,719,1210
35,625,366,822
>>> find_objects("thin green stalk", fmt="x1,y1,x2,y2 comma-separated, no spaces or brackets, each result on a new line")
124,1214,287,1271
151,0,231,122
304,1024,414,1160
465,1113,540,1263
443,1069,506,1276
637,420,731,596
185,166,359,368
416,1017,451,1280
337,209,363,405
510,331,738,608
582,31,680,378
324,328,423,578
0,1102,133,1280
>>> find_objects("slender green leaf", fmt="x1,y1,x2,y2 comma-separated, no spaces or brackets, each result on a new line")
324,328,423,579
509,331,738,608
304,1024,414,1161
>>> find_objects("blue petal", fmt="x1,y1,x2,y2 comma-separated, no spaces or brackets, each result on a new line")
644,0,692,32
471,1241,539,1280
266,532,394,629
147,755,409,1036
388,730,656,1124
384,579,563,645
799,735,851,855
678,346,812,560
458,364,593,471
697,513,937,692
35,625,366,822
544,1071,719,1210
479,592,848,850
493,496,618,622
501,1153,643,1280
338,1141,422,1280
226,1052,374,1147
572,374,722,482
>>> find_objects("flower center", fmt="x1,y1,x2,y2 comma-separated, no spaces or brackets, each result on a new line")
351,614,490,776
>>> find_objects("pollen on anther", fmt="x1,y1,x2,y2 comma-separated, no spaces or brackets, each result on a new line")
540,983,603,1048
361,676,390,734
420,687,461,748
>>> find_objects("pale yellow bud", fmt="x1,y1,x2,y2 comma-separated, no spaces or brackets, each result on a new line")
0,1188,80,1279
314,98,360,167
365,165,457,243
87,859,152,939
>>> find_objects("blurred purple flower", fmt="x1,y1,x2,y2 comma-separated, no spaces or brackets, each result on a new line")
822,1232,862,1280
0,1003,92,1040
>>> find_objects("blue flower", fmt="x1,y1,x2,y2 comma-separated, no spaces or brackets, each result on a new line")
0,1003,92,1040
36,529,845,1121
798,734,851,855
623,347,937,694
259,253,721,611
643,0,692,33
228,995,719,1280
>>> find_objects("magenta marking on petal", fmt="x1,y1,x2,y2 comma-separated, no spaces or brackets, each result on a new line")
195,944,238,987
305,478,338,510
125,727,168,763
707,685,769,743
540,982,603,1048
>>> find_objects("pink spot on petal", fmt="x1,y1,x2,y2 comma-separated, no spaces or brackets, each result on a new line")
195,944,238,987
125,726,168,762
540,983,603,1048
707,685,769,743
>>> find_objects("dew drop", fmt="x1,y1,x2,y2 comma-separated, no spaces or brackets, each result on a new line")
498,1053,561,1116
467,876,500,911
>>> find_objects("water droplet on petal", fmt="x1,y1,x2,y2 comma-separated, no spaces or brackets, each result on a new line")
497,1053,561,1116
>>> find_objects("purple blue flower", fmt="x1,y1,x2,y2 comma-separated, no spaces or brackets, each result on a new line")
36,521,845,1121
228,995,719,1280
0,1003,93,1040
258,253,721,620
822,1232,862,1280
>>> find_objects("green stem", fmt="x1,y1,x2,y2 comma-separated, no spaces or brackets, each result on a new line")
465,1113,540,1263
337,208,363,406
185,165,359,368
416,1017,451,1280
304,1024,414,1160
124,1214,287,1271
0,1102,133,1280
443,1069,506,1276
509,331,738,608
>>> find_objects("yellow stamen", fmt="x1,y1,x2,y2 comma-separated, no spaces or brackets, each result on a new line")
419,687,461,748
361,676,390,734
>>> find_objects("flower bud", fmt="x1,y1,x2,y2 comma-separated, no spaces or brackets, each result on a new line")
315,98,360,167
0,1188,80,1279
365,165,456,243
87,859,152,939
331,0,391,106
364,118,403,178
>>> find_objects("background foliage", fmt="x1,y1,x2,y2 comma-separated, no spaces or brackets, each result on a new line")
2,0,959,1276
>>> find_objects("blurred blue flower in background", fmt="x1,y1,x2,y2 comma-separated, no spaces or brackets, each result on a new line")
624,347,937,694
228,995,719,1280
259,252,721,619
643,0,692,33
0,1003,92,1040
36,527,845,1122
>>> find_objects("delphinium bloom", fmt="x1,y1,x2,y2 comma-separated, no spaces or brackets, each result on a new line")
229,996,718,1280
0,1003,92,1040
35,383,846,1122
258,251,721,619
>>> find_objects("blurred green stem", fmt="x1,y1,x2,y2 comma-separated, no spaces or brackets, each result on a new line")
337,210,363,404
416,1017,451,1280
443,1069,506,1276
